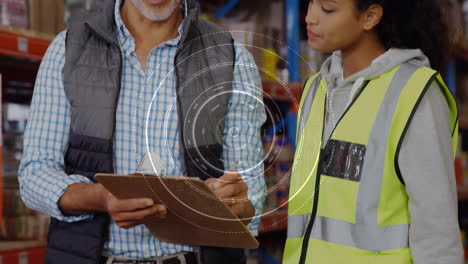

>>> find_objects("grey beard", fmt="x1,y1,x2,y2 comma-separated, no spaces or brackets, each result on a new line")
130,0,180,21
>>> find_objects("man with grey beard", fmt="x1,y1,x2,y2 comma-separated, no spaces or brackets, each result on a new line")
18,0,266,263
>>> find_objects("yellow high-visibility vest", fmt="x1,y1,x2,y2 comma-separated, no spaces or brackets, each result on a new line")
283,64,458,264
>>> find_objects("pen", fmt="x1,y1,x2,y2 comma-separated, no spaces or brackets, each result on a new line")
231,160,244,181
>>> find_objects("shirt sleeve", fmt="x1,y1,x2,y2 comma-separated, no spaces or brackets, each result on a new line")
399,81,464,264
18,31,94,222
222,43,267,236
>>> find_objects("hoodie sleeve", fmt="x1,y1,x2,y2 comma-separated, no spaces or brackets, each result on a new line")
398,81,464,264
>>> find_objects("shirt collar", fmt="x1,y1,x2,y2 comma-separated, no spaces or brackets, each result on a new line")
114,0,185,51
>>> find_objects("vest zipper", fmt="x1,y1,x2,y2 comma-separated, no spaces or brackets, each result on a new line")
174,48,189,176
298,80,370,264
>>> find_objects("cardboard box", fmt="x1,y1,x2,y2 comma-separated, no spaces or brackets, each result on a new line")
0,0,29,29
27,0,65,35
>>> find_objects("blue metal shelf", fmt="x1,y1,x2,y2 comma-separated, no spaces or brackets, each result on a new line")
214,0,240,20
214,0,302,83
286,0,300,83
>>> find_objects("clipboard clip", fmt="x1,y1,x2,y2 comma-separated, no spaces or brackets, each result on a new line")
135,152,165,176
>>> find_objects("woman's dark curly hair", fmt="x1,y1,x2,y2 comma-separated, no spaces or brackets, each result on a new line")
355,0,449,72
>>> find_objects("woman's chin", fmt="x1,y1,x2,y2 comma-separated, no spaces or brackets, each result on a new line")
307,39,336,53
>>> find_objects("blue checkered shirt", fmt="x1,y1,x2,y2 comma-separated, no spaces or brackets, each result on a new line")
19,1,266,258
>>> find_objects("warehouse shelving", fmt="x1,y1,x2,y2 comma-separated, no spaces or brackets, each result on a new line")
263,81,302,102
0,241,46,264
454,39,468,62
259,210,288,234
0,26,52,61
459,186,468,201
0,26,50,262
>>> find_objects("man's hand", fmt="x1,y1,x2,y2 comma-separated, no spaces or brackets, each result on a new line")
101,187,167,229
205,171,255,225
58,183,167,229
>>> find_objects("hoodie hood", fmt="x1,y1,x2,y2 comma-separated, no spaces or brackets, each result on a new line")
320,48,431,90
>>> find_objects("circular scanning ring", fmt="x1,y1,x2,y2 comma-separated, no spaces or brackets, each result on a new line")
183,86,264,177
140,34,314,226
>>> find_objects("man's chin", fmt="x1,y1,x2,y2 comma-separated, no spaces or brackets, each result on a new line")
131,0,179,22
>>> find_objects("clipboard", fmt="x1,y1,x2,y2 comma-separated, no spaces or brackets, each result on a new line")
95,173,259,249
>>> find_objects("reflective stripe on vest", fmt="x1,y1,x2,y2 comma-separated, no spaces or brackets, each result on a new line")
284,63,458,264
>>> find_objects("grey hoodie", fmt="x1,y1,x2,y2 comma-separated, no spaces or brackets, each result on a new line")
320,49,464,264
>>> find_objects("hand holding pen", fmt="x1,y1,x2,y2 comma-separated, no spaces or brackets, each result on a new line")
205,161,255,224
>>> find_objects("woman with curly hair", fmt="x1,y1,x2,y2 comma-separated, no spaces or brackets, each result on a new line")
283,0,463,263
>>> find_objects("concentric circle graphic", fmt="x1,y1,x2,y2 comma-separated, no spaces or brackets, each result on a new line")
126,30,321,234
